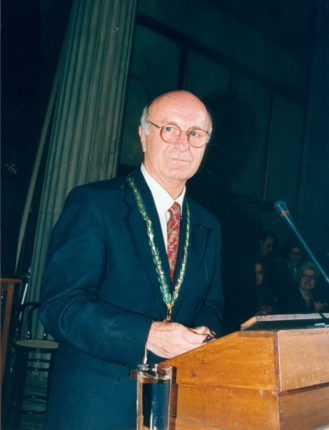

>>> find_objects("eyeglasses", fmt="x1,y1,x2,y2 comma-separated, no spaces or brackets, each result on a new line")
146,120,210,148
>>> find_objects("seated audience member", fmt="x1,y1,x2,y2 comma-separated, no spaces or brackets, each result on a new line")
254,261,275,315
278,261,329,314
283,239,304,284
223,258,274,333
257,230,278,261
255,229,282,301
275,239,304,311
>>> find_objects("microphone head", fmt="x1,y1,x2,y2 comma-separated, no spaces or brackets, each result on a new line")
274,200,290,218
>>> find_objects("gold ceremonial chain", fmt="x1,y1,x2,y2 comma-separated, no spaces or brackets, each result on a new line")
127,176,190,321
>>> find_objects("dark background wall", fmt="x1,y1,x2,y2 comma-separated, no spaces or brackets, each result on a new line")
2,0,328,280
2,0,73,276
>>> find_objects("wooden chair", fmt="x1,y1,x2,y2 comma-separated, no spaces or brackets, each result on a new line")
1,278,21,387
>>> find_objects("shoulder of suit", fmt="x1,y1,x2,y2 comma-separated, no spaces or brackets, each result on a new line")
68,176,126,197
188,196,221,229
62,177,128,213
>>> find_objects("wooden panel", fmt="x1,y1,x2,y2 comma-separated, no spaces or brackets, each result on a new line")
277,329,329,391
279,384,329,430
166,331,278,390
170,385,280,430
169,383,329,430
164,329,329,430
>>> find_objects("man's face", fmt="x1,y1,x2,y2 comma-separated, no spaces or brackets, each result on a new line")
139,92,210,195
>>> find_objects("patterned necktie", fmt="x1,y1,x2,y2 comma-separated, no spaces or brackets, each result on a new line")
167,202,181,283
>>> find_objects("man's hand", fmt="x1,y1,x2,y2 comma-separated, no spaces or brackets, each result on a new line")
146,321,214,359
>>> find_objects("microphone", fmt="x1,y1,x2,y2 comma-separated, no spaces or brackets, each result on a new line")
274,200,291,220
274,200,329,285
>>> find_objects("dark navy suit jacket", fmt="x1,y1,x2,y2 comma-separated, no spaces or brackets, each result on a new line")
40,167,223,430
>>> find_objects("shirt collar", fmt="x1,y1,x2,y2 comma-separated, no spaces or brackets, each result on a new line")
141,164,185,214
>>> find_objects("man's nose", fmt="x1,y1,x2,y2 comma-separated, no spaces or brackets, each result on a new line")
177,131,190,149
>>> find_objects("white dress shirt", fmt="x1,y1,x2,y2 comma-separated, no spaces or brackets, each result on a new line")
141,164,185,249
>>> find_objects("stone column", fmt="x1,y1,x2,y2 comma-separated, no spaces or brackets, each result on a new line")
27,0,137,302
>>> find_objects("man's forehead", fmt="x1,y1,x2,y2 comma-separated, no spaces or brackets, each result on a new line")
148,94,209,125
150,91,205,110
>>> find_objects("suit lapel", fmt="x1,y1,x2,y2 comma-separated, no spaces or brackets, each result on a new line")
123,169,169,319
122,169,212,322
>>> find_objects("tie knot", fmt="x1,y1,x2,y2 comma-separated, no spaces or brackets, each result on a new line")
168,202,181,220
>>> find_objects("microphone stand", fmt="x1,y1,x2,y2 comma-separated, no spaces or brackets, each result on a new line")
274,201,329,286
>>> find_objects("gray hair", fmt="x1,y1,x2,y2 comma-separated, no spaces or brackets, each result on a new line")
140,106,150,134
140,105,213,139
296,261,320,283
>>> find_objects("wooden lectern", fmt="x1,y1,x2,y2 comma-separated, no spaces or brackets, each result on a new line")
164,314,329,430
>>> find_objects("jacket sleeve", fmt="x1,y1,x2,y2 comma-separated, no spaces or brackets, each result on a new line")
40,186,153,369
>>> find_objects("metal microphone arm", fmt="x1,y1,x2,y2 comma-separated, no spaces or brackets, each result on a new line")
274,201,329,285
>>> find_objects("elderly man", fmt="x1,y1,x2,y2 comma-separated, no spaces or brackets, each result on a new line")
40,90,224,429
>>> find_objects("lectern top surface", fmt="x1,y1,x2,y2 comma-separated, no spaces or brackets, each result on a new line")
241,313,329,331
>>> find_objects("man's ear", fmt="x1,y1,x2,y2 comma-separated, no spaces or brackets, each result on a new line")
139,126,147,152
